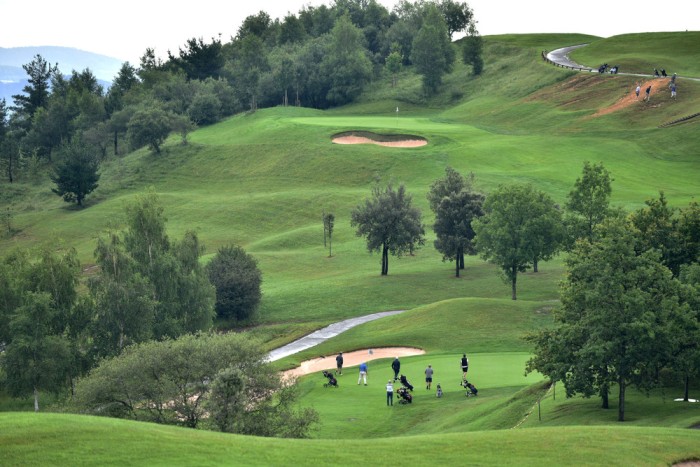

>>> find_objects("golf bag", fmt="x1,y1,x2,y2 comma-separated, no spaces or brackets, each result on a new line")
461,379,478,397
397,386,413,404
322,370,338,388
399,374,414,391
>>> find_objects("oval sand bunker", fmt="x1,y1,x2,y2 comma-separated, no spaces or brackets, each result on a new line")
283,347,425,379
332,131,427,148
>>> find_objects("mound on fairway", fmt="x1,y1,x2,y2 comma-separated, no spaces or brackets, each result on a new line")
332,131,427,147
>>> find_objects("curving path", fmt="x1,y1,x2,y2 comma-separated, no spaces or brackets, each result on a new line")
546,44,700,82
266,310,406,362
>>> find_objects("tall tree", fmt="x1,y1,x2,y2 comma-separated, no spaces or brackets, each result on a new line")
461,21,484,75
351,183,425,275
428,167,483,276
438,0,475,37
122,191,215,338
527,217,680,421
169,37,224,81
630,192,686,277
565,161,613,245
322,14,373,106
89,232,156,357
671,265,700,402
2,292,73,411
474,184,560,299
11,54,58,118
410,4,455,95
50,138,101,207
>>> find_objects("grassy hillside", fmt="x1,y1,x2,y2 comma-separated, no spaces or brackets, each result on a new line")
1,32,700,465
1,413,699,466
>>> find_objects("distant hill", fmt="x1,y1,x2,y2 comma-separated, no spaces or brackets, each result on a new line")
0,46,123,106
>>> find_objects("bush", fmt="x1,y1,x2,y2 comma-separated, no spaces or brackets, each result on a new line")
205,244,262,322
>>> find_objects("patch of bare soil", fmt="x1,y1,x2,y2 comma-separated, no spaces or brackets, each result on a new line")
592,78,670,117
332,135,427,147
282,347,425,379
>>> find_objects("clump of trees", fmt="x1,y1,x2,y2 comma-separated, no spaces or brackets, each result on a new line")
72,332,318,437
522,162,700,421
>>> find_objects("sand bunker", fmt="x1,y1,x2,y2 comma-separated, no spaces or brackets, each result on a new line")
332,131,427,148
283,347,425,379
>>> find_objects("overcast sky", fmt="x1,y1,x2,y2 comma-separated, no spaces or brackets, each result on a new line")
1,0,697,64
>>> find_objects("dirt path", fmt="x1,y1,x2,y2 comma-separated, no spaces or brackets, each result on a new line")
592,78,671,117
282,347,425,379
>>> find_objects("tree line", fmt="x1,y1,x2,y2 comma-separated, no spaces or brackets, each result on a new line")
0,0,483,208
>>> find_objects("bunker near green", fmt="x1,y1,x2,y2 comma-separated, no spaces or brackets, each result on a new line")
332,131,428,147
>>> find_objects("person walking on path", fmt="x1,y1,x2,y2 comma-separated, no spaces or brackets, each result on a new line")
635,84,641,99
644,85,652,102
358,362,368,385
386,380,394,406
391,357,401,382
425,365,434,390
671,83,677,99
461,354,469,379
335,352,343,375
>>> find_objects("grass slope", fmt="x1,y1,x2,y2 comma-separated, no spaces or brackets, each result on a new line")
2,32,700,464
1,413,699,466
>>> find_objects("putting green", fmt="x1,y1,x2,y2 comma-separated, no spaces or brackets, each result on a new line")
296,352,543,439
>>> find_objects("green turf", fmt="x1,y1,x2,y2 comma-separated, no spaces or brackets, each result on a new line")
2,32,700,465
1,412,699,466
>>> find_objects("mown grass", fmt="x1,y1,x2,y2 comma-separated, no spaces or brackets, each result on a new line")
1,412,699,466
2,32,700,465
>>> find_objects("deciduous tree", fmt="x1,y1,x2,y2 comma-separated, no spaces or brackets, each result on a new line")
205,244,262,322
428,167,483,277
474,183,560,299
50,138,100,207
565,161,613,245
410,5,454,95
126,105,173,154
351,183,425,275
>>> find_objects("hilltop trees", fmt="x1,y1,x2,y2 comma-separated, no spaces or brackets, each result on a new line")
351,183,425,275
322,14,373,106
411,4,455,95
11,54,58,119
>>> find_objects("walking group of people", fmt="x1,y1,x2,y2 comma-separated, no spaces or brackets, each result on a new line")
331,351,475,406
634,69,678,103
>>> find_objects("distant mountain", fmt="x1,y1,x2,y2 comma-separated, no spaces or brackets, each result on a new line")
0,46,124,106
